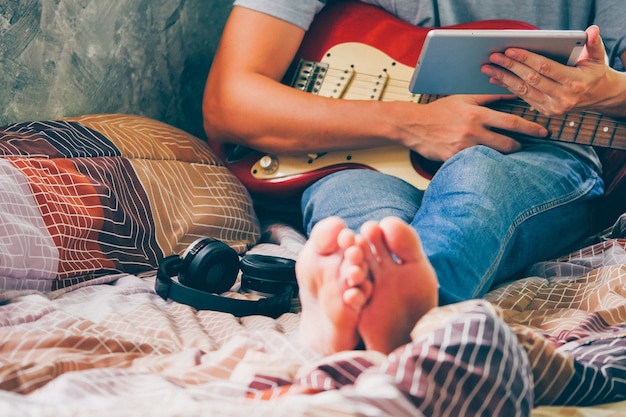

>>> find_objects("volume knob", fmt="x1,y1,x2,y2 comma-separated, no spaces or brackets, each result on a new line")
258,155,278,174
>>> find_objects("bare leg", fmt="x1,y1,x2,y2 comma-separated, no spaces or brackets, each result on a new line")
358,217,439,354
296,216,373,355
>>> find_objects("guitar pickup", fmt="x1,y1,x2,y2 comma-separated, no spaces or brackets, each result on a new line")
338,70,387,101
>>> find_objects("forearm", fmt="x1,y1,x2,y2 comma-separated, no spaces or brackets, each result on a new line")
201,5,388,154
203,73,399,154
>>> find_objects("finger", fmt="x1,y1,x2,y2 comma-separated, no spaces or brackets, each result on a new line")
486,50,563,95
483,110,548,144
477,129,522,154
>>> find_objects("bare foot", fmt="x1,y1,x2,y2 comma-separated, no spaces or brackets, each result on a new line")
296,216,373,355
358,217,439,354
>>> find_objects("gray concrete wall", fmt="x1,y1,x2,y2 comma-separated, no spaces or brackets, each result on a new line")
0,0,232,138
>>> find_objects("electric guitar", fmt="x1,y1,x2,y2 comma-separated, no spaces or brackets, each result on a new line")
210,0,626,198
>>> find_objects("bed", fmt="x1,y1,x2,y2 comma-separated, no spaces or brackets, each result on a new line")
0,113,624,416
1,1,626,416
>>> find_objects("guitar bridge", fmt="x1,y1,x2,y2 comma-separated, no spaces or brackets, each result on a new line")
291,60,329,94
290,59,354,98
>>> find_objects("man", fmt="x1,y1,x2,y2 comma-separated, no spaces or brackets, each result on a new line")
204,1,626,353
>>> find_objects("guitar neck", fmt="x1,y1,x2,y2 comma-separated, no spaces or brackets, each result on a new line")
292,53,626,151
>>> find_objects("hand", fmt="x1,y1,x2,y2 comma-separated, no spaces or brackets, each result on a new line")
400,94,549,161
481,25,614,116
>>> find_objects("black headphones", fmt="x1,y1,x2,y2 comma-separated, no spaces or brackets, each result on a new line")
155,237,297,318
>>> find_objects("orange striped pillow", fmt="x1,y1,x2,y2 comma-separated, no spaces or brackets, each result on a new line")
0,114,260,294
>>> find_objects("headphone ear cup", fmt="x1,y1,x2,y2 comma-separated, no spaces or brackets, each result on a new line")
179,238,240,294
239,254,296,296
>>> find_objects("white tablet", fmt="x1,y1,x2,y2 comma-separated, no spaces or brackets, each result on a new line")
409,29,587,95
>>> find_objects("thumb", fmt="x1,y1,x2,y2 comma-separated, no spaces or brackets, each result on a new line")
581,25,607,64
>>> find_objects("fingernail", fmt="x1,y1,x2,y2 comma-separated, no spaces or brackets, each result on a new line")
505,49,518,59
490,54,505,65
481,66,495,76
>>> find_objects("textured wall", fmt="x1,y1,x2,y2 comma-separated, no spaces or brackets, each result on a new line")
0,0,233,138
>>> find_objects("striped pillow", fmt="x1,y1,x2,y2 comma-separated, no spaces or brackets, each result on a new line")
0,114,260,295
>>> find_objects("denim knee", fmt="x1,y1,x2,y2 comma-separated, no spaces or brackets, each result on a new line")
301,169,423,234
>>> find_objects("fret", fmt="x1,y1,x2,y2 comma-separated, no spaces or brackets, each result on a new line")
589,113,603,147
566,113,584,145
593,117,618,148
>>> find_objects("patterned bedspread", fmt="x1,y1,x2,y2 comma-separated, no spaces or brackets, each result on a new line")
1,219,626,417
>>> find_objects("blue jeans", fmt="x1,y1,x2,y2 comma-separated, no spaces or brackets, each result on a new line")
301,144,604,305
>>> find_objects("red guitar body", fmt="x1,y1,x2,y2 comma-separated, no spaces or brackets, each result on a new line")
298,0,535,72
